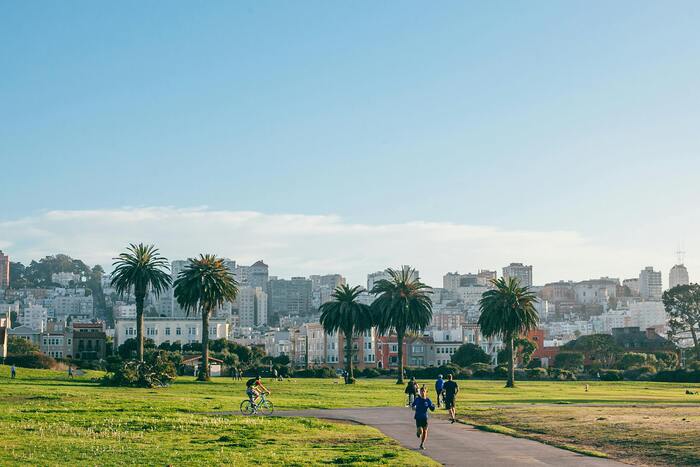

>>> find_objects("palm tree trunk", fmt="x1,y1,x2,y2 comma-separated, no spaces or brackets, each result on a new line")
135,294,145,362
505,335,515,388
345,330,354,384
396,332,404,385
200,310,210,381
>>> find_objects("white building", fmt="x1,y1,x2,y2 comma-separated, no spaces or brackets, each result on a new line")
49,295,93,320
51,272,80,287
114,303,137,319
639,266,663,300
669,264,690,290
114,317,231,347
19,304,48,332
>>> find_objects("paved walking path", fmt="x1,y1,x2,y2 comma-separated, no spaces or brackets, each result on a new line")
274,407,628,466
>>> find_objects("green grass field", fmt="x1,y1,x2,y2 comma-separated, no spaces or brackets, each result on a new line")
2,365,699,466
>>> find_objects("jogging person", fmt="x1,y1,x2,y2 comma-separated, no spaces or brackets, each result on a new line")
434,374,445,408
404,376,417,407
443,374,459,423
411,386,435,450
245,375,270,405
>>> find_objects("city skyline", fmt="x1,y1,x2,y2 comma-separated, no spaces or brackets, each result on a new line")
0,207,691,289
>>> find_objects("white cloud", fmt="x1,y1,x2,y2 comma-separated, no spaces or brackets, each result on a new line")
0,207,690,287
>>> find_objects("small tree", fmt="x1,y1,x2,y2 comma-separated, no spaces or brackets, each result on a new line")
8,336,40,354
554,352,584,371
451,343,491,367
497,337,536,367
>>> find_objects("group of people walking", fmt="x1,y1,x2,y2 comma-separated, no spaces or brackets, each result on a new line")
404,374,459,450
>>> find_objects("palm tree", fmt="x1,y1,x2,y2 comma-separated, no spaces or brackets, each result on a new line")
173,254,238,381
319,284,374,384
110,243,172,362
370,266,432,384
478,277,539,388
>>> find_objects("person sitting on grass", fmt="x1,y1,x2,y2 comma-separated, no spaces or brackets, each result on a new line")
412,386,435,450
245,375,270,404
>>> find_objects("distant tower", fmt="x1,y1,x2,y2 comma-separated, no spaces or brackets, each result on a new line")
0,250,9,289
669,249,689,289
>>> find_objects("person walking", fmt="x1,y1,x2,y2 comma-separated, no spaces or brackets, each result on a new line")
68,366,74,379
434,374,445,408
443,374,459,423
412,386,436,450
10,364,16,379
404,376,418,407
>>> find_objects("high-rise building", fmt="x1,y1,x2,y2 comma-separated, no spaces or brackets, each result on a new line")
0,250,9,288
367,269,419,292
502,263,533,287
268,277,313,321
234,260,269,292
236,286,268,328
639,266,663,300
669,264,690,290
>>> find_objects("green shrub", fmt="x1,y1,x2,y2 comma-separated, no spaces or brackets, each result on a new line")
599,369,624,381
527,358,543,369
103,352,176,388
653,351,679,370
623,365,657,380
653,369,700,383
549,368,577,381
361,368,381,378
293,366,337,378
526,367,548,380
494,365,508,379
5,352,56,369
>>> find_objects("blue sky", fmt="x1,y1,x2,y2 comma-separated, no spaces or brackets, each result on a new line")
1,1,699,285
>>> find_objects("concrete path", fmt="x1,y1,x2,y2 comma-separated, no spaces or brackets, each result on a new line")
274,407,628,466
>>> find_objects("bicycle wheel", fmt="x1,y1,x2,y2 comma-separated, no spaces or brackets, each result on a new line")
259,400,274,416
240,400,255,416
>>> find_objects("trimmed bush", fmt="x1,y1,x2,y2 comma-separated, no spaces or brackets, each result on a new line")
599,369,624,381
5,352,56,369
494,365,508,379
549,368,577,381
292,366,337,378
554,352,584,371
653,369,700,383
360,368,381,378
526,367,548,380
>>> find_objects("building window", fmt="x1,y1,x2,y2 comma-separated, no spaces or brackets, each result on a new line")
165,328,171,336
390,344,398,352
176,327,182,336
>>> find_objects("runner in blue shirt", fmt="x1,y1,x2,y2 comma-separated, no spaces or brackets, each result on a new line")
434,374,444,408
411,386,436,450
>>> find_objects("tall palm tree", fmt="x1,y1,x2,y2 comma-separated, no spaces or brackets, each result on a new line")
110,243,171,362
370,266,432,384
319,284,374,384
173,254,238,381
478,277,539,388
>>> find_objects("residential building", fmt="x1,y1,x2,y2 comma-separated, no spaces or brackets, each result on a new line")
611,327,675,352
114,303,137,319
71,322,107,360
622,278,640,295
114,317,231,348
19,304,48,331
50,294,93,320
669,264,690,290
235,260,269,292
8,325,41,346
51,272,80,287
639,266,663,300
0,250,9,289
367,268,419,292
573,278,619,307
41,332,69,359
502,263,533,287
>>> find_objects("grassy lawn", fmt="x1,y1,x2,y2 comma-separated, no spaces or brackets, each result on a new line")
2,366,699,466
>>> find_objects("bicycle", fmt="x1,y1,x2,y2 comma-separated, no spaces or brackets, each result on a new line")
240,392,274,416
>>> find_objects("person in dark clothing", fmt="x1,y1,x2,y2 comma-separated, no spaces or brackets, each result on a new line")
443,374,459,423
404,376,417,407
411,386,435,450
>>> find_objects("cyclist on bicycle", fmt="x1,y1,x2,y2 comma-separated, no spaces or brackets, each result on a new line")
245,375,270,403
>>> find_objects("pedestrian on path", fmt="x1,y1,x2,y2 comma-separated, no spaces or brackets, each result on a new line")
434,374,444,408
404,376,418,407
412,386,435,450
443,374,459,423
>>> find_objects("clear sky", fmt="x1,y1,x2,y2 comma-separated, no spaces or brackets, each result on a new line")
1,1,699,286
